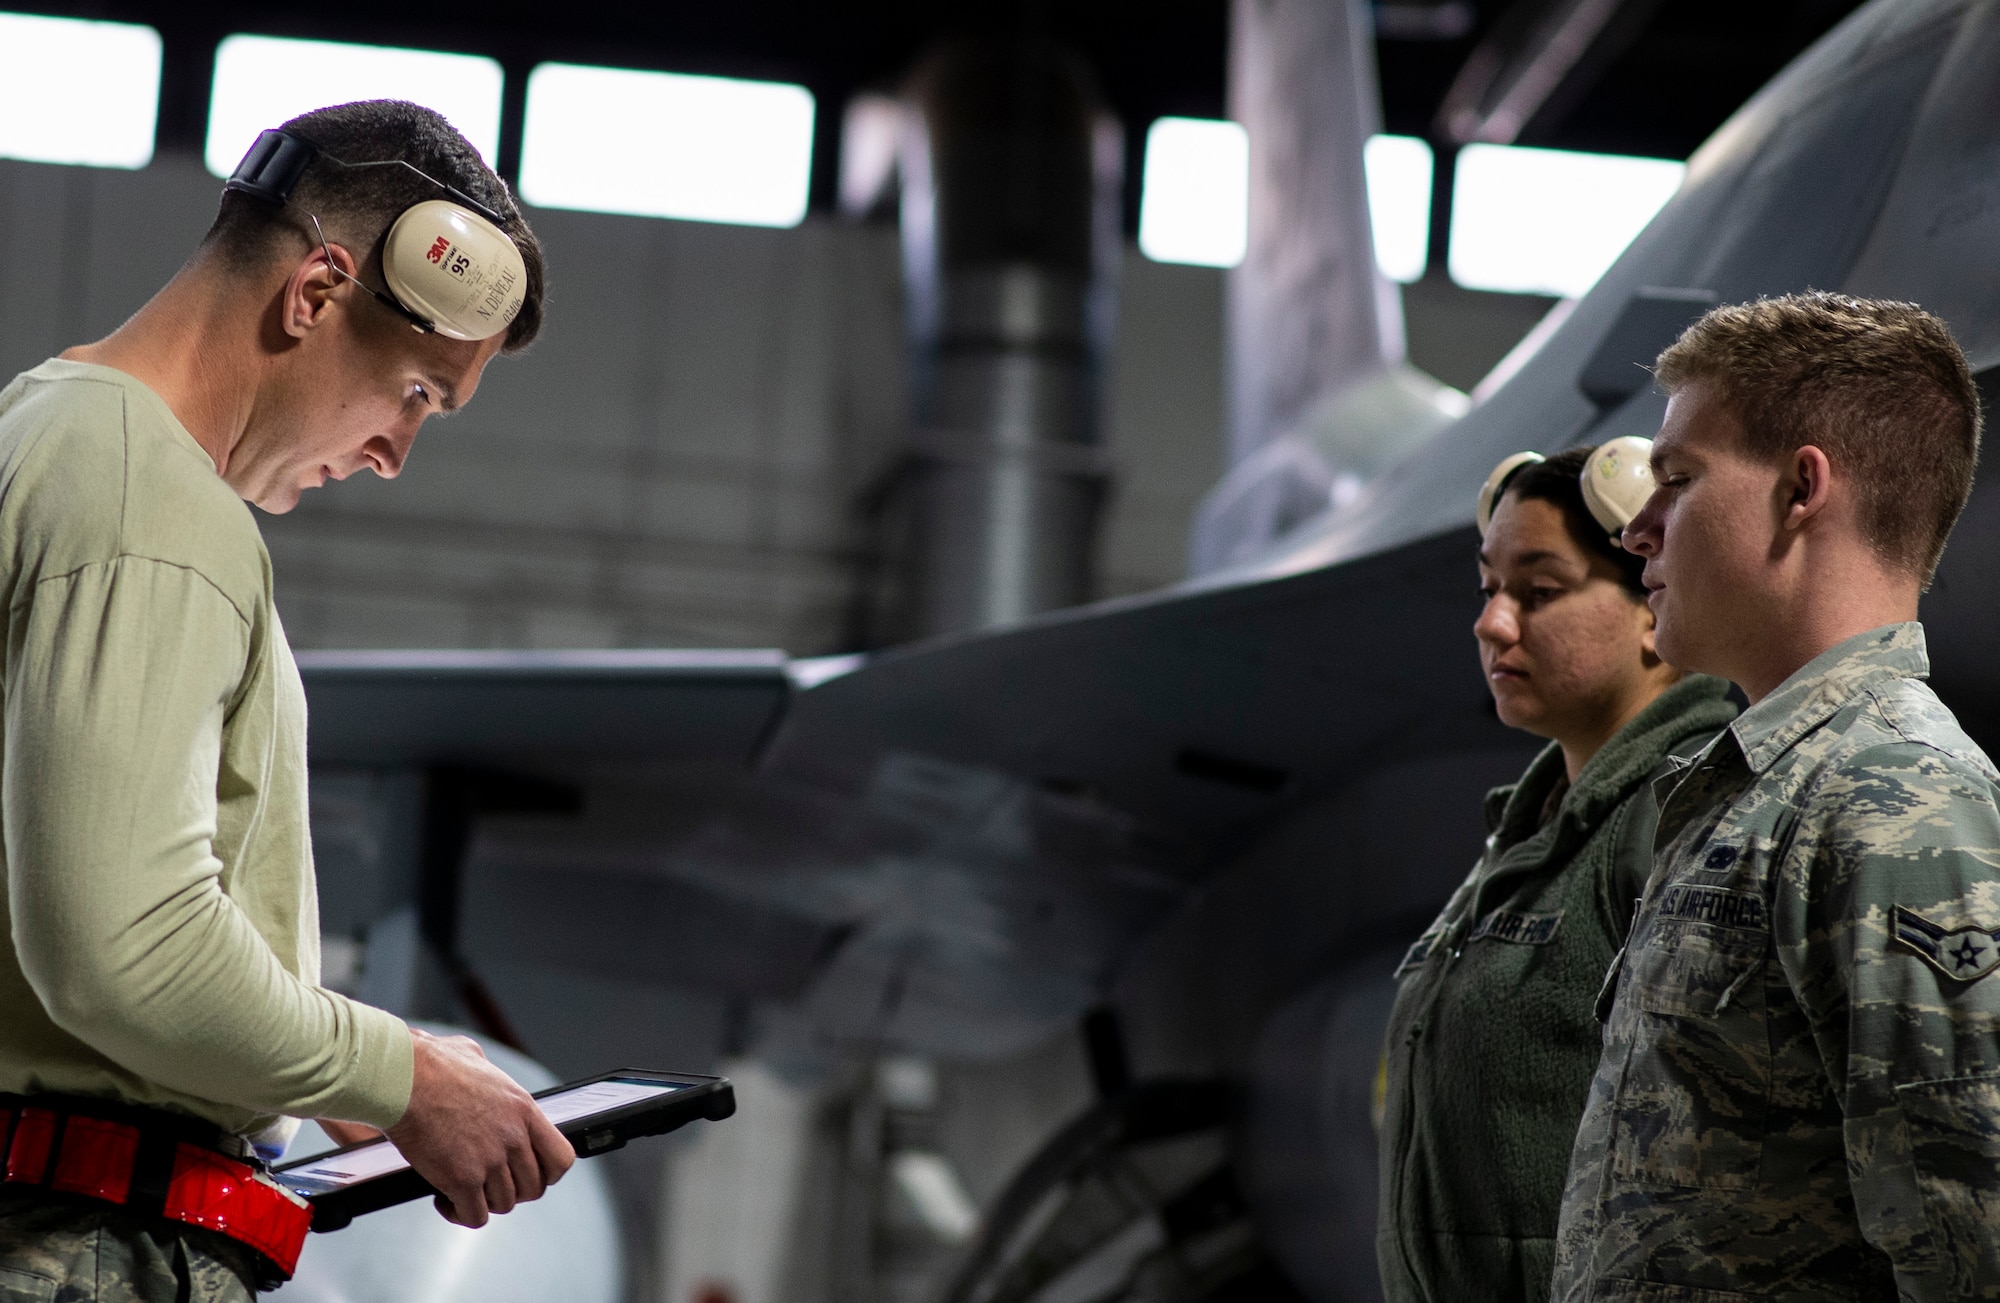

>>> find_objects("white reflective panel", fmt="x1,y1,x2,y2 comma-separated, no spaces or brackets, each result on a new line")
1138,117,1249,269
1364,134,1433,283
205,35,504,177
520,64,816,228
838,93,902,218
0,12,160,169
1448,144,1684,298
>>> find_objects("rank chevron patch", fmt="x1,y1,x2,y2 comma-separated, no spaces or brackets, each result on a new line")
1893,906,2000,982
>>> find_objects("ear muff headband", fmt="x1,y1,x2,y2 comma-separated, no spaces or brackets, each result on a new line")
1579,436,1656,537
224,128,527,342
1476,452,1545,536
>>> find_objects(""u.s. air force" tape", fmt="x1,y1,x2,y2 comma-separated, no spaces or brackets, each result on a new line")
1893,905,2000,982
1655,883,1766,930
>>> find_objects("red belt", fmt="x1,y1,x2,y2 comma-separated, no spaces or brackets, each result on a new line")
0,1099,311,1288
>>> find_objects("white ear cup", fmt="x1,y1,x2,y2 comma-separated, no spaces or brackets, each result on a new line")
1476,452,1546,536
1579,436,1656,536
381,200,527,342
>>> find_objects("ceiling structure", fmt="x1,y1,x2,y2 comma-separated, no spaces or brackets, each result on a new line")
25,0,1868,229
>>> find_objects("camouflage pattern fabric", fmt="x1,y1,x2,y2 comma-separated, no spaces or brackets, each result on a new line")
1553,624,2000,1302
0,1196,254,1302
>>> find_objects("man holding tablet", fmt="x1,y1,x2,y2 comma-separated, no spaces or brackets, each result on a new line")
1553,293,2000,1298
0,101,570,1301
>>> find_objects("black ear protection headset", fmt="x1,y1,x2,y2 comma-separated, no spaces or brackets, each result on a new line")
224,128,528,343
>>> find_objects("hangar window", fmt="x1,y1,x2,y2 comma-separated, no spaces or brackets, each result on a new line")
1139,117,1250,268
1364,134,1433,283
0,12,160,170
518,64,816,228
1142,121,1433,280
205,35,504,178
1448,144,1684,299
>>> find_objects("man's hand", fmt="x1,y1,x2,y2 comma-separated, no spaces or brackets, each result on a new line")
385,1028,575,1228
316,1119,383,1147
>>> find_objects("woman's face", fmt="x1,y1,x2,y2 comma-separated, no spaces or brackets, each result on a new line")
1475,492,1661,743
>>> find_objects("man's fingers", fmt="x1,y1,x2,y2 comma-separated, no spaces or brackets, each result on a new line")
508,1136,546,1206
394,1028,571,1226
486,1156,520,1216
437,1187,489,1229
532,1114,576,1187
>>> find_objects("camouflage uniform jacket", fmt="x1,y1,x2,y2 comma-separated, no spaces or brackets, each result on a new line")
1553,623,2000,1302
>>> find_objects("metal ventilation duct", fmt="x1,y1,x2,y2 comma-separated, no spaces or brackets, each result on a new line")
897,40,1123,639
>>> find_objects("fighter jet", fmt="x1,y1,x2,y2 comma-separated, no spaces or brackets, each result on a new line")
287,0,2000,1298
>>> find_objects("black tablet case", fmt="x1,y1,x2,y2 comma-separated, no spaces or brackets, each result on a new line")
277,1069,736,1231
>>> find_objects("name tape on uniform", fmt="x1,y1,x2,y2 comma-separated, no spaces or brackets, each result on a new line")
1469,908,1564,945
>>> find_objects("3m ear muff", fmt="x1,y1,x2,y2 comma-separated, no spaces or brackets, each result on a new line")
224,128,527,343
1476,452,1545,536
378,201,525,342
1478,438,1657,540
1579,436,1656,537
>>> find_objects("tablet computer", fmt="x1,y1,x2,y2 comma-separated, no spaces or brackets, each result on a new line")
274,1068,734,1231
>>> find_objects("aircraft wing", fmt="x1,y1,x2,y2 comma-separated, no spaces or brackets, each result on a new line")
297,539,1525,1059
299,0,2000,1070
298,648,791,770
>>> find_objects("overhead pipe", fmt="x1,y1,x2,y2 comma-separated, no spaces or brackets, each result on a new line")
895,39,1123,639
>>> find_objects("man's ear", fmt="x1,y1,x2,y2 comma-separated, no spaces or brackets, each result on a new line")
281,243,354,340
1780,444,1834,533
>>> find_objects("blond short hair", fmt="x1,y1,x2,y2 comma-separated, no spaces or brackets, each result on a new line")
1654,292,1980,581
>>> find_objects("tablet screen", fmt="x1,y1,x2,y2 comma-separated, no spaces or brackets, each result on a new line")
278,1077,687,1196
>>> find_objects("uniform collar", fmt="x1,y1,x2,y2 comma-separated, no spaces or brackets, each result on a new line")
1489,673,1739,867
1726,622,1928,775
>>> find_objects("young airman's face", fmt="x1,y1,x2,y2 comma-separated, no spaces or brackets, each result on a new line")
1475,494,1658,742
1620,382,1782,677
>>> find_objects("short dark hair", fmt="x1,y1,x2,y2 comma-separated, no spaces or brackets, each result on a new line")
1654,292,1979,581
1504,447,1648,598
201,100,545,351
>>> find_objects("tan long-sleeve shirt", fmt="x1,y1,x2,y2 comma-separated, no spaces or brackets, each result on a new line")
0,359,411,1146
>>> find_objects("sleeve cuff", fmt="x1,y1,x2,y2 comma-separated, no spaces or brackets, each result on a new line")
322,1000,414,1129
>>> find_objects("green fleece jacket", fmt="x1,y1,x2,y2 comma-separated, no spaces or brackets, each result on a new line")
1375,673,1738,1303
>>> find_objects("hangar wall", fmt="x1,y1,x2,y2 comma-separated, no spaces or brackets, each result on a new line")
0,151,1227,655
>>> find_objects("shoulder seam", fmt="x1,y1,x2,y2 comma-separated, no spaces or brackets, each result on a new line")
24,555,255,631
1861,685,1991,769
118,384,132,550
1794,736,1995,832
20,370,129,391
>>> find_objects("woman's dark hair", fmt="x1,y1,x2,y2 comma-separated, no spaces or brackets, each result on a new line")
1501,447,1648,597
